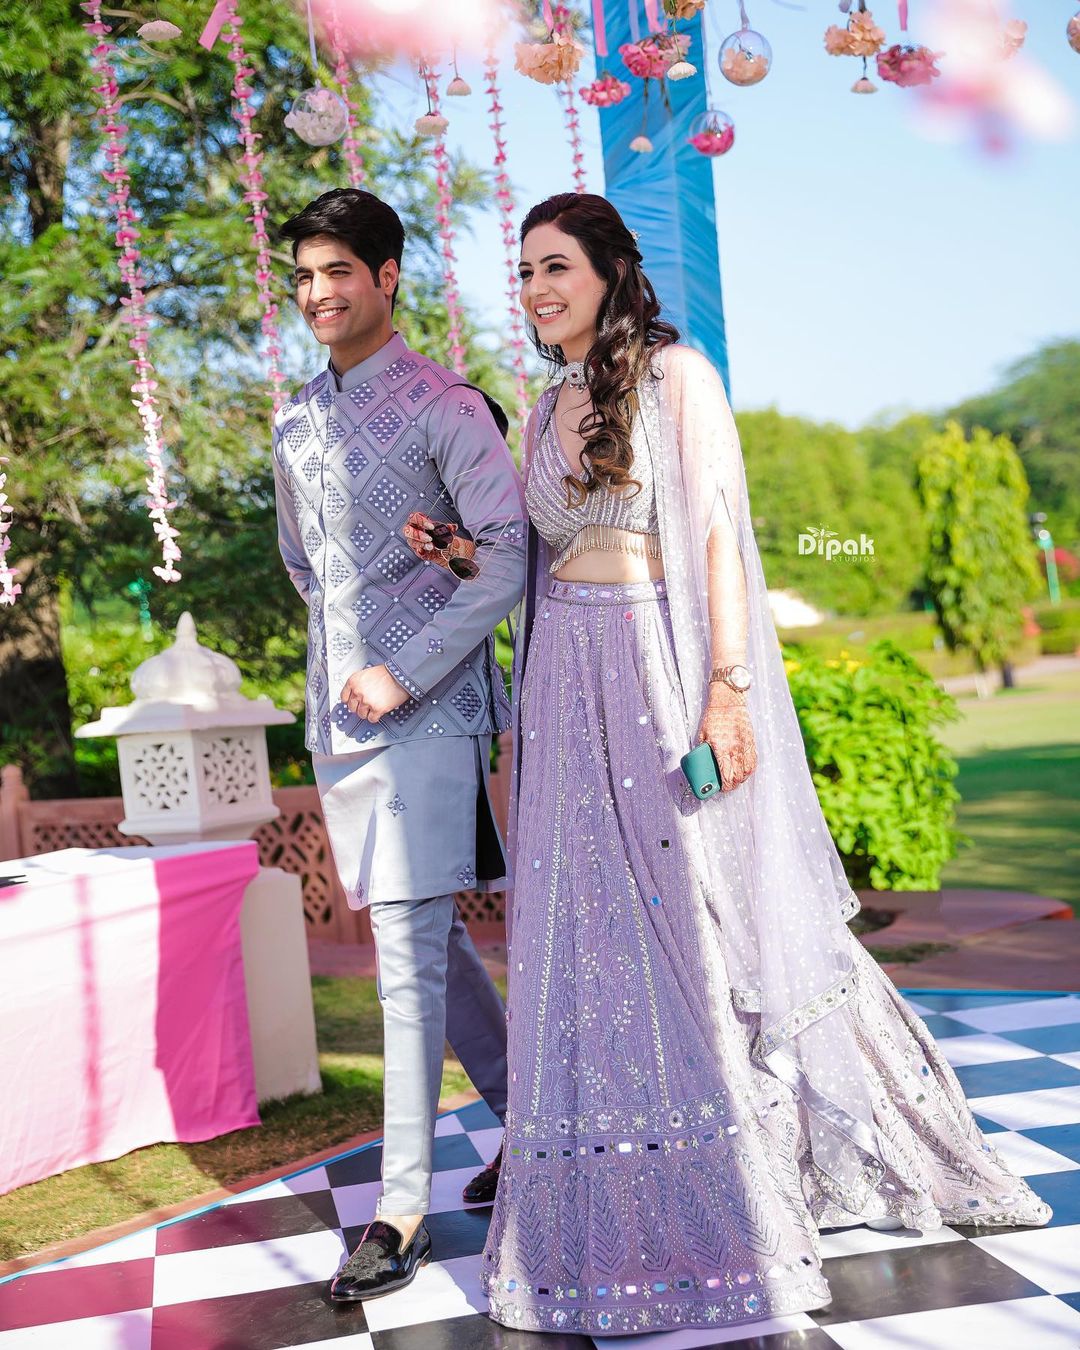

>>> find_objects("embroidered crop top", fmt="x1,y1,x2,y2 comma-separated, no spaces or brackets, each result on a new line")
524,384,661,574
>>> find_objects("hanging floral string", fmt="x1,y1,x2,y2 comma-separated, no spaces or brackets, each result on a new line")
81,0,182,583
221,1,288,411
554,4,588,192
484,45,529,437
330,4,366,185
0,459,20,606
421,63,466,376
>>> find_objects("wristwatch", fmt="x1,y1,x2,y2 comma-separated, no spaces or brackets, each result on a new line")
709,663,752,693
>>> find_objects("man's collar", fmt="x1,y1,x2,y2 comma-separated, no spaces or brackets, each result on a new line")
327,331,408,392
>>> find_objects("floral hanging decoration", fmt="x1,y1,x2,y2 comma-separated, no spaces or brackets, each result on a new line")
719,27,773,86
877,42,942,86
285,86,350,144
82,0,182,583
421,63,466,376
484,46,530,437
580,72,631,105
689,108,735,156
329,4,366,186
218,1,287,412
1069,13,1080,54
0,458,20,606
998,18,1027,59
137,19,182,40
515,30,584,84
620,32,691,80
824,9,886,57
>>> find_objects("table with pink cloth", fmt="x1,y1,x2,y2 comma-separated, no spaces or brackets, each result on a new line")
0,841,262,1196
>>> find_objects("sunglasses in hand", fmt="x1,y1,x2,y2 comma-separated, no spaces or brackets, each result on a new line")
406,513,480,580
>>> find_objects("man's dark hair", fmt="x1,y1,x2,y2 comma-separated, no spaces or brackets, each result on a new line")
479,391,509,441
280,188,404,311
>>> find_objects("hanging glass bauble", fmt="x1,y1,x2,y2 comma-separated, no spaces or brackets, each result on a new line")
689,109,735,156
284,87,349,146
1068,12,1080,54
719,28,772,86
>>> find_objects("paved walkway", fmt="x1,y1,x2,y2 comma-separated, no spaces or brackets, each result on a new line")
939,652,1080,696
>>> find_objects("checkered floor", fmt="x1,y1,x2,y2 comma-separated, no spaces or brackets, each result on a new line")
3,989,1080,1349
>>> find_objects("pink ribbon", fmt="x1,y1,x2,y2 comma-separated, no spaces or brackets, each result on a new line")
542,0,555,31
898,0,908,30
644,0,663,34
592,0,608,57
199,0,232,50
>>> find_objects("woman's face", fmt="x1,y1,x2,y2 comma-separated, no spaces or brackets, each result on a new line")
518,222,607,359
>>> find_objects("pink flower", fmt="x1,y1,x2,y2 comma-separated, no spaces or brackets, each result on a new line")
580,73,631,106
998,19,1027,60
514,32,584,85
629,133,653,152
620,33,690,80
877,43,942,87
689,125,735,156
824,11,886,58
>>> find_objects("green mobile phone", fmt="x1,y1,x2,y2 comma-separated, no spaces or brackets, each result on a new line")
680,741,723,800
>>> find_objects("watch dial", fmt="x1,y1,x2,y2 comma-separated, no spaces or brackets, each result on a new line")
732,667,751,690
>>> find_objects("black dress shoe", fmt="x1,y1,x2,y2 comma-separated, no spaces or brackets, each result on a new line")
462,1144,503,1204
329,1219,432,1303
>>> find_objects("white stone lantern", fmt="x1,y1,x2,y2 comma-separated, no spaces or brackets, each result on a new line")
76,612,296,845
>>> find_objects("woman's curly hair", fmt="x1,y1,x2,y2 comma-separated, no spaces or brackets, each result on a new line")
519,192,680,507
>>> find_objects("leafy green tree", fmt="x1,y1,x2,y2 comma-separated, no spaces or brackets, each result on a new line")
950,339,1080,555
916,420,1041,688
0,0,502,795
737,409,926,618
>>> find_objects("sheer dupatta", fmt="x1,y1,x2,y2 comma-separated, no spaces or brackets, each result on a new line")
507,348,886,1214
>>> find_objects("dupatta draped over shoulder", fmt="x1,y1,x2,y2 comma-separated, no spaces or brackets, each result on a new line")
507,344,886,1215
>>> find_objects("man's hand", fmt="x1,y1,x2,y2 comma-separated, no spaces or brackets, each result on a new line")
695,684,757,791
339,665,411,723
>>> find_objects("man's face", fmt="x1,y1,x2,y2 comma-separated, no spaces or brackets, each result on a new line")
292,235,397,349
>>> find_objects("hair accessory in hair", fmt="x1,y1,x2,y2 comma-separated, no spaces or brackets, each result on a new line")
629,228,640,243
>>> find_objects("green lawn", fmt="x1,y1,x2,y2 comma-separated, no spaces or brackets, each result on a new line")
938,669,1080,911
0,977,498,1264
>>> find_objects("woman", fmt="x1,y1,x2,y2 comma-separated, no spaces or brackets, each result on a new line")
404,192,1050,1338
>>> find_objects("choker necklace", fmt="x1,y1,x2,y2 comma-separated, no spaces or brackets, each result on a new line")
565,360,587,390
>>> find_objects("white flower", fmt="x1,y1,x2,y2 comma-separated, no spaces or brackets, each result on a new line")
138,19,182,40
666,59,697,80
415,112,449,137
629,133,653,152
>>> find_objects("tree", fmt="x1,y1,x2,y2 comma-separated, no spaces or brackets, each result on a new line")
0,0,498,794
736,409,926,618
950,339,1080,556
916,420,1041,692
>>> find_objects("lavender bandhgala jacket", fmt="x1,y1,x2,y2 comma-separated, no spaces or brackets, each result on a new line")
272,331,526,756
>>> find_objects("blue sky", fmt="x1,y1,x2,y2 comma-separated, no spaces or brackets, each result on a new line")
374,1,1078,427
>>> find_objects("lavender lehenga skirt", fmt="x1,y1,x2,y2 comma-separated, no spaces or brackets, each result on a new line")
480,577,1050,1338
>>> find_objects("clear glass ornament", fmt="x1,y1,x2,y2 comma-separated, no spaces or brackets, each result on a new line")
284,87,349,146
689,109,735,157
719,28,772,86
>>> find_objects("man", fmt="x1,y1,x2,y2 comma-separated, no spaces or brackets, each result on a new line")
272,188,523,1301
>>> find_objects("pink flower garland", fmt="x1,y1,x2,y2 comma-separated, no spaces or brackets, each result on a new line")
561,82,588,194
421,64,466,376
554,5,587,194
330,6,366,186
222,1,287,412
484,49,529,437
0,458,20,606
81,0,181,583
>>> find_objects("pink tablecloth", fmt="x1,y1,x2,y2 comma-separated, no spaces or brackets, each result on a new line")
0,842,261,1196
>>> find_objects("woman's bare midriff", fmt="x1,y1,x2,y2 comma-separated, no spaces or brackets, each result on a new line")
553,544,665,584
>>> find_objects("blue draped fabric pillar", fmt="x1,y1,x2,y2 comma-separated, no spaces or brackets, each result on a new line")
589,3,730,393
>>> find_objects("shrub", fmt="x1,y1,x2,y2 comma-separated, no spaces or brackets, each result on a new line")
784,639,964,890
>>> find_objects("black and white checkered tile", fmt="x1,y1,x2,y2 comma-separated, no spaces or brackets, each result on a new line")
3,990,1080,1349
